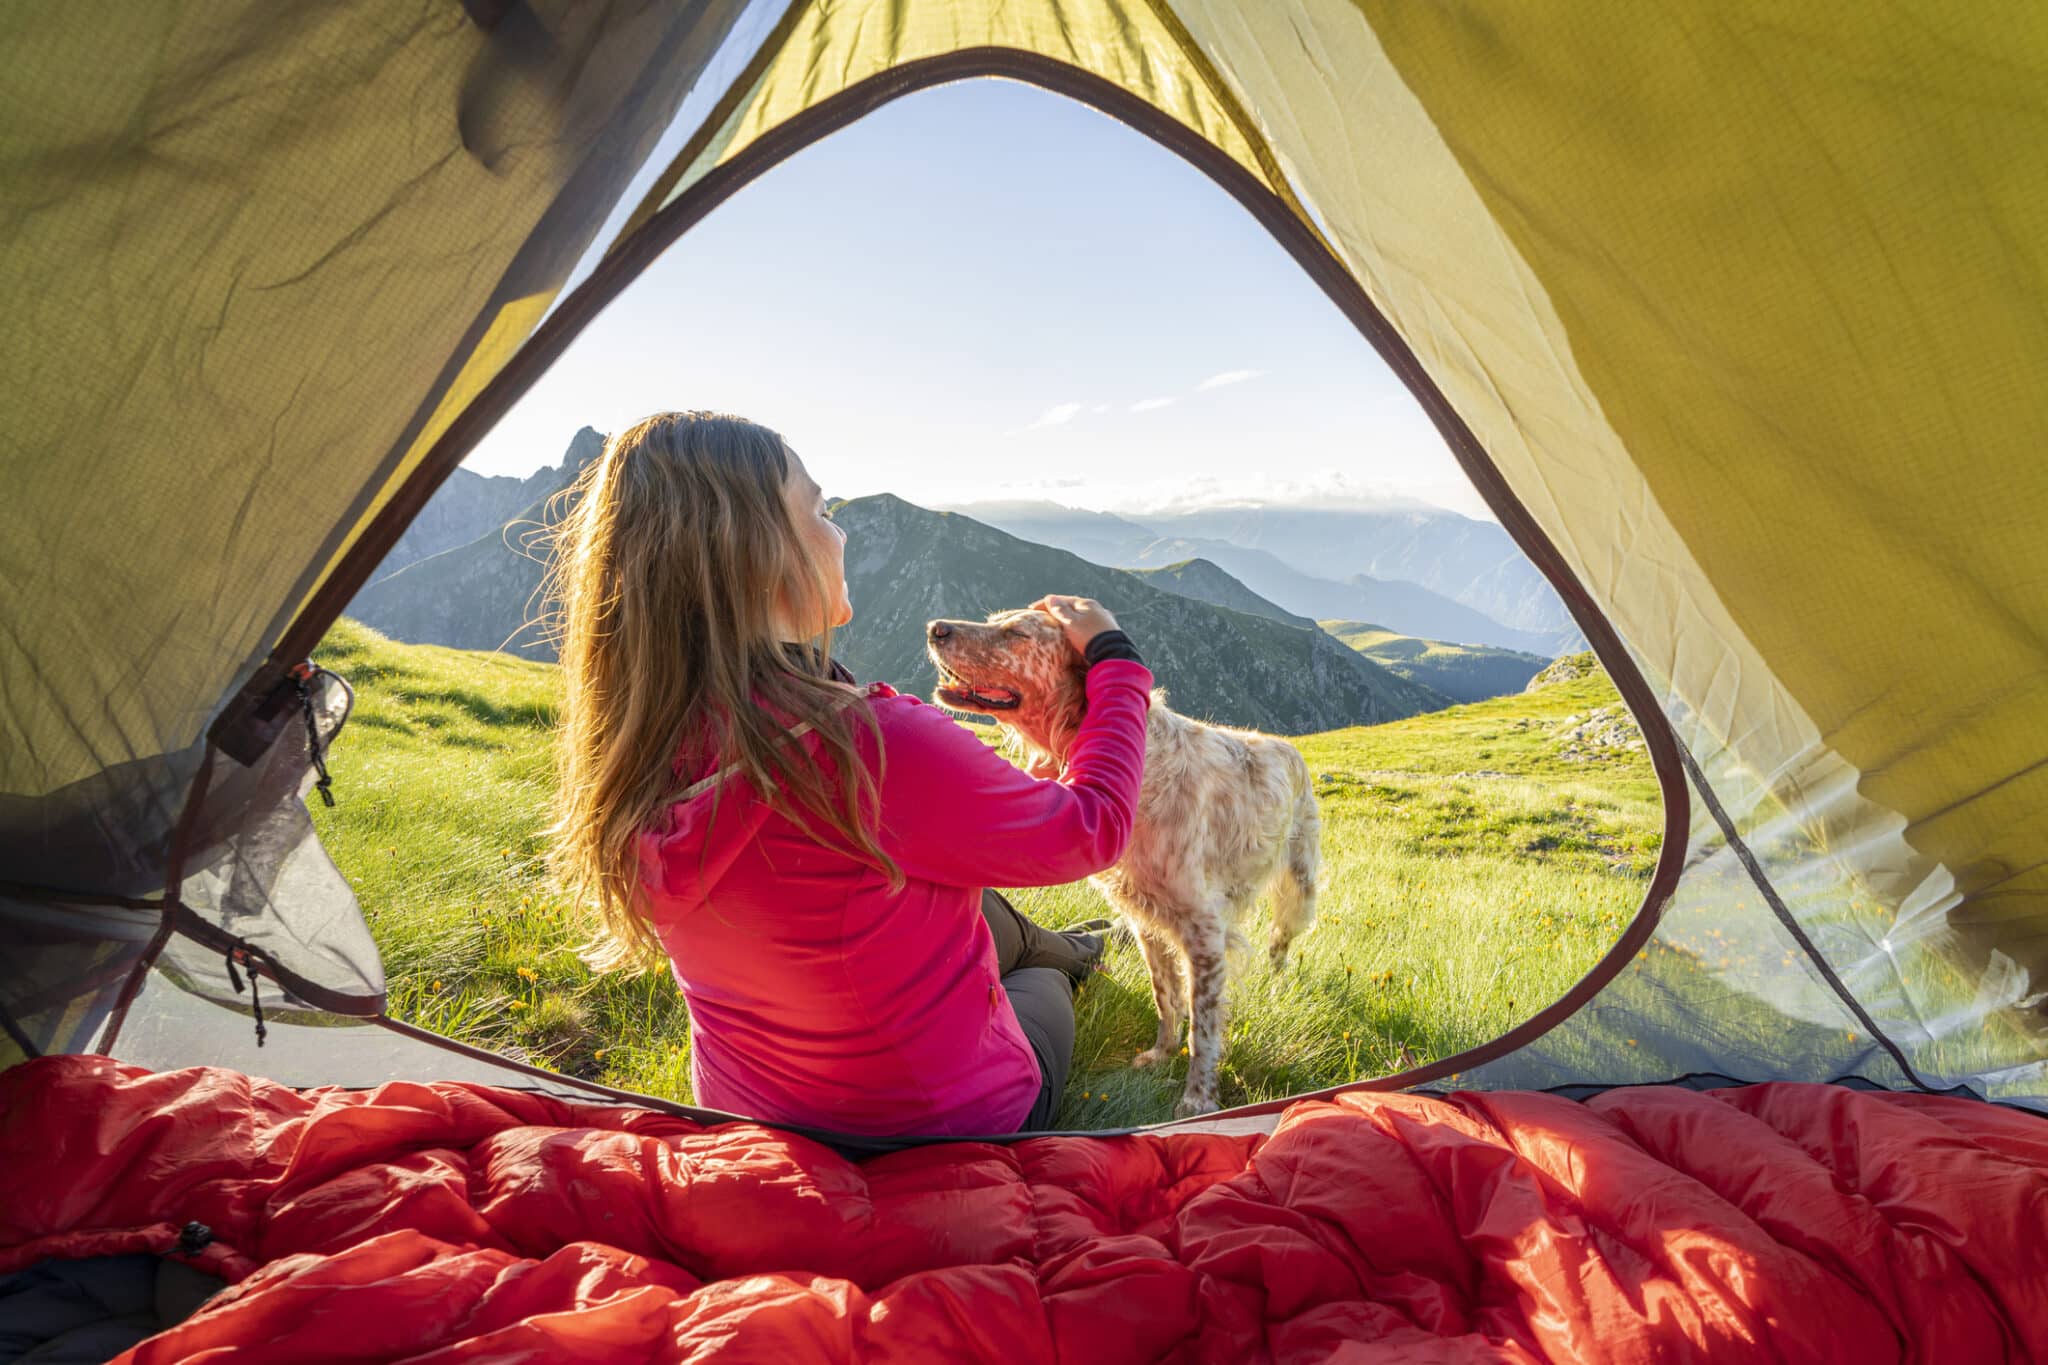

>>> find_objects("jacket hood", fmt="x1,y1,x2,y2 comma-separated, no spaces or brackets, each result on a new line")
635,765,782,919
637,682,896,916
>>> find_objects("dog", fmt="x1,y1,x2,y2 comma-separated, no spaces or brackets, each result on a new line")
926,607,1320,1117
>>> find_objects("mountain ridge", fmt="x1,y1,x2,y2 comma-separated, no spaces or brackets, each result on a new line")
363,427,603,586
1125,558,1315,629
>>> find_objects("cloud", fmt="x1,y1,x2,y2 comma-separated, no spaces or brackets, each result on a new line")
1024,401,1083,430
1197,368,1263,390
1129,396,1176,413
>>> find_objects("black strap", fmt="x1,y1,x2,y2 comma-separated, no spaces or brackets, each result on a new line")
223,946,268,1047
295,668,336,807
1084,629,1145,668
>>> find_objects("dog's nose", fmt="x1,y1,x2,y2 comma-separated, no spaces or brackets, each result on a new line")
928,621,952,641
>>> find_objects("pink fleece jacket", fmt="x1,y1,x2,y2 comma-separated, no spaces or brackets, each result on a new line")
635,659,1152,1136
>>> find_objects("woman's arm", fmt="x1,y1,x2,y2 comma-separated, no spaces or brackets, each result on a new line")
866,657,1152,888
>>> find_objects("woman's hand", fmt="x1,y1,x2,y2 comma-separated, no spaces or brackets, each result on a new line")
1022,751,1063,781
1030,595,1121,657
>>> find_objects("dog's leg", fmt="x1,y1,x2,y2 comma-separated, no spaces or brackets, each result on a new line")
1267,781,1322,972
1174,913,1231,1118
1130,926,1186,1070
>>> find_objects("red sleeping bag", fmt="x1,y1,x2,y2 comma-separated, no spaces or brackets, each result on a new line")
2,1056,2044,1362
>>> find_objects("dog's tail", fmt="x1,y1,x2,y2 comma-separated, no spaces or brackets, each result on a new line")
1268,764,1321,972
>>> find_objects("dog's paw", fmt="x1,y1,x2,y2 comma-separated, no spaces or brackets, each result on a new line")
1132,1046,1171,1070
1267,945,1292,974
1174,1090,1220,1119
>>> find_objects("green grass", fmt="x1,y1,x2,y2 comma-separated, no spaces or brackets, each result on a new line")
310,621,1660,1129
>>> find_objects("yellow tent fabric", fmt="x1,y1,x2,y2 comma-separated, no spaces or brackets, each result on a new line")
3,0,2042,1110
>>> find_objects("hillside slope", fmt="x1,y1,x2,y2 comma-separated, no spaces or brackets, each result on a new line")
1322,620,1550,703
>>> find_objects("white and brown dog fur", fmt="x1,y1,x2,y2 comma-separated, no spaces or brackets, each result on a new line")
927,607,1320,1117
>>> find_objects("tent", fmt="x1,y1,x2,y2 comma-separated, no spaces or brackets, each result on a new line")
4,2,2047,1353
6,0,2042,1112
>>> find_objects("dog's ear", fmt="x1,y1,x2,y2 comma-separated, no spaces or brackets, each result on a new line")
1040,665,1090,766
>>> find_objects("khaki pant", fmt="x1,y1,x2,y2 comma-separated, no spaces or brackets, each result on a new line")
978,890,1096,1131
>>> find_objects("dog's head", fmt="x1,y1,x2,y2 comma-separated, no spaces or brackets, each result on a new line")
925,608,1088,765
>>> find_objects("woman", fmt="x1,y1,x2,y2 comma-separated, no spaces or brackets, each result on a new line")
545,411,1153,1136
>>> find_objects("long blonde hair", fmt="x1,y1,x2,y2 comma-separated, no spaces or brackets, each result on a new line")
542,412,893,971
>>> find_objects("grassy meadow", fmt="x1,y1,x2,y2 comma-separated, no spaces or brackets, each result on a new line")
309,617,1660,1129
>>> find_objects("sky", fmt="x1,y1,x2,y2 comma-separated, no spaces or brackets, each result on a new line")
463,78,1491,521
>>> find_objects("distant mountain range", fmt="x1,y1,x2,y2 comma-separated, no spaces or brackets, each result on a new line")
947,500,1583,656
1125,559,1548,703
347,436,1453,733
345,431,1580,733
1149,504,1573,639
